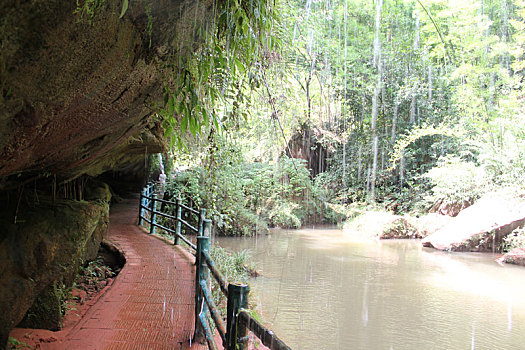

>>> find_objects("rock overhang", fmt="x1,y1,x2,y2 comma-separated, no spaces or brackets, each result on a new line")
0,0,216,189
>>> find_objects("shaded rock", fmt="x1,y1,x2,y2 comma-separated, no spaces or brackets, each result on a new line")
501,248,525,267
286,123,330,177
0,0,214,190
17,282,62,331
380,217,420,239
422,190,525,251
430,198,473,217
0,198,109,345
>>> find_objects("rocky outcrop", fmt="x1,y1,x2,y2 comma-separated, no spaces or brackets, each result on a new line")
380,217,420,239
413,213,453,238
0,0,215,189
0,0,219,346
430,198,473,217
286,123,330,177
500,248,525,266
0,191,110,345
422,190,525,251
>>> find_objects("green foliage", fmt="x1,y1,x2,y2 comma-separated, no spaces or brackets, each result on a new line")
423,155,487,206
165,140,333,235
502,227,525,252
209,246,254,312
268,201,301,229
162,0,525,219
160,0,282,149
74,0,106,23
119,0,129,19
7,337,31,350
389,124,463,171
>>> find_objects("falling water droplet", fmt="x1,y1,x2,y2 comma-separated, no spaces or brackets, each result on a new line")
508,301,513,332
471,322,475,350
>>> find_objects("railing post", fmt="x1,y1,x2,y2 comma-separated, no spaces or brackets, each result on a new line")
138,188,145,226
203,218,212,237
174,196,182,245
226,283,250,350
198,208,206,235
194,235,210,344
150,194,157,234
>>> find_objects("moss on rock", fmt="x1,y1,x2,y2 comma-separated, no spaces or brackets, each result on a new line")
17,282,63,331
0,194,109,346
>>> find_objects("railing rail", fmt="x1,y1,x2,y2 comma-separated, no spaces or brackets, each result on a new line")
138,183,291,350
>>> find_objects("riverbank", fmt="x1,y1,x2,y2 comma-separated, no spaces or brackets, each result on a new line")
340,189,525,266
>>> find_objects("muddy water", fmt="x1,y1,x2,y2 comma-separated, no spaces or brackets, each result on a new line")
216,227,525,350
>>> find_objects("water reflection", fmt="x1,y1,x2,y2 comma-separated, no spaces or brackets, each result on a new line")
217,227,525,350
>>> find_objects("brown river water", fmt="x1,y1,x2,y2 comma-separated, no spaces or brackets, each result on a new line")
216,226,525,350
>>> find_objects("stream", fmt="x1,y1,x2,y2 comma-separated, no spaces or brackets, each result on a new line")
216,226,525,350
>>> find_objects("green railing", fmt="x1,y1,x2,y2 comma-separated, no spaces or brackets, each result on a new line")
138,183,291,350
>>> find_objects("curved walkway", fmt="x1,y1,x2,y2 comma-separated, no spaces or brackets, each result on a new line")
61,198,206,350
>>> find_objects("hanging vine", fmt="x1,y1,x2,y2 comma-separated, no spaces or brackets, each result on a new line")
158,0,282,149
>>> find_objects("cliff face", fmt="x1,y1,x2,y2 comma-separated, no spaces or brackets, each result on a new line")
0,0,216,345
0,0,214,188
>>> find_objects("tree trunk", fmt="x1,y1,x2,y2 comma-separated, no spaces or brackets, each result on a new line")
428,66,433,101
391,103,399,144
370,0,383,201
410,95,417,124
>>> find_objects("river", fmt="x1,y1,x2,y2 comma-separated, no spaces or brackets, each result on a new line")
216,226,525,350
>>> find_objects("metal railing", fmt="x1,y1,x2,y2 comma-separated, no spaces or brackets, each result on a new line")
138,183,291,350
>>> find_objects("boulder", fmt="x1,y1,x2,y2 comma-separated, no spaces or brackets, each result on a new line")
422,190,525,251
0,198,109,345
430,198,473,217
413,213,454,238
501,248,525,267
380,217,420,239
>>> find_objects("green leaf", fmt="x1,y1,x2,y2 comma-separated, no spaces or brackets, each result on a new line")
119,0,129,19
181,114,188,134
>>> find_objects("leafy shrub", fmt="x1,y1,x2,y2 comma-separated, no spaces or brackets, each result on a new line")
423,155,487,207
268,201,301,229
502,227,525,252
209,247,255,312
163,153,330,235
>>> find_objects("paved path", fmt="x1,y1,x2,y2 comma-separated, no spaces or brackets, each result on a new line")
61,198,206,350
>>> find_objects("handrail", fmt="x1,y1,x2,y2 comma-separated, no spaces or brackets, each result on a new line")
138,183,204,250
238,310,291,350
179,218,198,233
138,182,291,350
202,250,229,297
180,202,200,215
200,279,227,343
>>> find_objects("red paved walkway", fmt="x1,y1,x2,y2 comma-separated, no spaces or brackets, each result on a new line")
59,198,206,350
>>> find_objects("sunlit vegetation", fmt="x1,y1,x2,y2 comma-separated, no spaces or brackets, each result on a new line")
153,0,525,237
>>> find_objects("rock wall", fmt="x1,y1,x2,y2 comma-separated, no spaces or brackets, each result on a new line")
286,124,329,177
0,1,219,346
0,187,110,346
0,0,215,189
